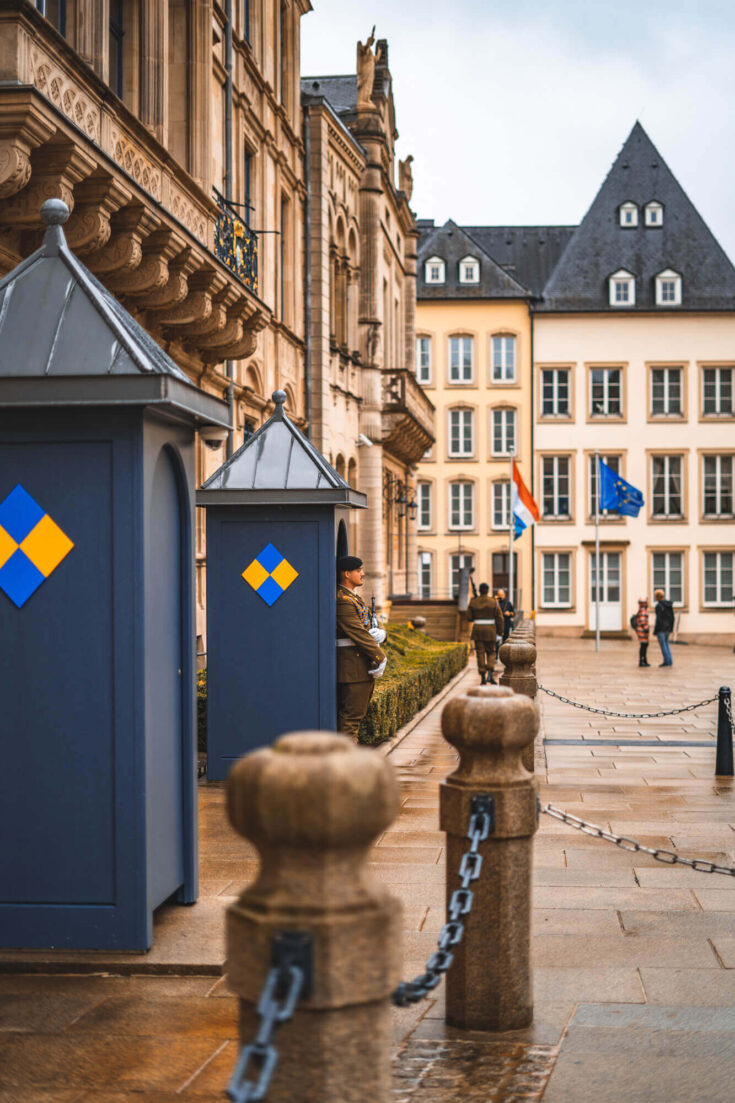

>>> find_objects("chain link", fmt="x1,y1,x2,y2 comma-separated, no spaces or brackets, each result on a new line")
538,684,718,719
541,804,735,877
392,802,492,1006
227,961,306,1103
725,694,735,738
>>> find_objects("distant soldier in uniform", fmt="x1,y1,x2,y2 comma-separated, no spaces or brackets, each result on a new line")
336,555,387,738
466,583,504,685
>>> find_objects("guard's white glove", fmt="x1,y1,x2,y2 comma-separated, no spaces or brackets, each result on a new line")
369,657,387,678
369,626,387,645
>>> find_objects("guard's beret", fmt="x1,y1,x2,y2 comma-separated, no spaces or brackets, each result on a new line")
337,555,363,573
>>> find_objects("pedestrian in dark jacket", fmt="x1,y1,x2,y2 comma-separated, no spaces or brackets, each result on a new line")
635,598,650,667
653,588,675,667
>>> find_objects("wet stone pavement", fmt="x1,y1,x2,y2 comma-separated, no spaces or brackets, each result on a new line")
1,638,735,1100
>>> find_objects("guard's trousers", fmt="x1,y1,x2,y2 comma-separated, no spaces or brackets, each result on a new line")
474,638,496,675
337,680,375,738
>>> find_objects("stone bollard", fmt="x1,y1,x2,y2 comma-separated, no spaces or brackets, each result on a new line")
499,636,537,772
440,685,539,1031
226,731,402,1103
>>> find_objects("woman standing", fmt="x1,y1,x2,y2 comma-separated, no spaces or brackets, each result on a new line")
635,598,650,667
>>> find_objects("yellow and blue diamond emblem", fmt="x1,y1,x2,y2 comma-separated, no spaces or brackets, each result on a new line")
0,484,74,608
242,542,298,607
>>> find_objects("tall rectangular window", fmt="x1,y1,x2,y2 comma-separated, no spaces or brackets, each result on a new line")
244,148,253,221
590,367,622,416
703,367,734,415
448,410,474,457
243,0,250,42
491,409,516,456
279,3,288,107
703,455,734,517
652,551,684,606
280,195,288,322
417,482,432,530
703,552,734,606
541,369,570,416
39,0,66,34
541,457,570,519
450,553,475,598
416,337,432,384
651,455,683,518
449,483,474,530
589,454,620,517
542,552,572,607
651,367,682,416
418,552,433,599
449,336,474,383
492,481,511,530
109,0,124,98
492,335,516,382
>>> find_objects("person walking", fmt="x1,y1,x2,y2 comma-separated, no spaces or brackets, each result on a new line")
635,598,650,667
653,588,675,666
495,588,515,659
466,583,504,684
336,556,387,739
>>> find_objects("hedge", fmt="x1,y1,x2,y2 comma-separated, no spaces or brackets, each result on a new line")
358,625,468,746
196,625,468,752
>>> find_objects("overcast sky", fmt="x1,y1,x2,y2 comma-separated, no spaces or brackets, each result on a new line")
302,0,735,261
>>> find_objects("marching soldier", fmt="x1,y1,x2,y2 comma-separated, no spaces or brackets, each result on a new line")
466,582,504,685
336,555,387,738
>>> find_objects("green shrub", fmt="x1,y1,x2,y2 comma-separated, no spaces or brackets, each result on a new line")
195,626,468,752
358,625,468,746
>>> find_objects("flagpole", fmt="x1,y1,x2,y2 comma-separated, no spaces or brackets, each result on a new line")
595,448,600,654
509,449,514,613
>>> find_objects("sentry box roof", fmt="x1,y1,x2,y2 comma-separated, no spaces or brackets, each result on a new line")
0,199,229,429
198,391,367,507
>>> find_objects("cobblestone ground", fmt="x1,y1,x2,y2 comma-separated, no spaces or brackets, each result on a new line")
1,639,734,1101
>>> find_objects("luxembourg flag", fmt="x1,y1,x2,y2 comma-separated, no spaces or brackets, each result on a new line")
511,461,540,540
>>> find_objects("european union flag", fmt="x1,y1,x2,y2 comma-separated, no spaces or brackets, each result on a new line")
599,459,644,517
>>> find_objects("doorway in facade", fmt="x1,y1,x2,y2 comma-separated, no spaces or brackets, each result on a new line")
589,550,622,631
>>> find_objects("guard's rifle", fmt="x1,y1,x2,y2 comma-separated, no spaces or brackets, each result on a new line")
469,568,478,599
370,596,379,630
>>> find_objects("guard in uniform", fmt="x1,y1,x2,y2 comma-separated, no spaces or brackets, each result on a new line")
466,582,504,684
336,555,387,738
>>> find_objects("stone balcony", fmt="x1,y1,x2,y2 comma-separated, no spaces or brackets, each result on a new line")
381,368,435,465
0,4,269,368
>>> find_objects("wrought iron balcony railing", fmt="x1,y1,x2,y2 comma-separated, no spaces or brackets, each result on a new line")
213,190,258,294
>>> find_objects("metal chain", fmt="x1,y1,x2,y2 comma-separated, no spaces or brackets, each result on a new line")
392,801,492,1006
725,694,735,738
541,804,735,877
227,961,305,1103
538,684,718,719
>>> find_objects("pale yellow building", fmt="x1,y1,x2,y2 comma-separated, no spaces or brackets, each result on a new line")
414,220,570,614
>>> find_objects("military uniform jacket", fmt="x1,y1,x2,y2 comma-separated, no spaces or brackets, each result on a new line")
466,594,504,641
336,586,386,683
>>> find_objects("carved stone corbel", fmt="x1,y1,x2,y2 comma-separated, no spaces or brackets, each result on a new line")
0,141,96,226
197,297,251,361
85,204,161,276
201,311,268,363
65,176,133,255
144,247,198,312
109,228,185,297
0,103,56,199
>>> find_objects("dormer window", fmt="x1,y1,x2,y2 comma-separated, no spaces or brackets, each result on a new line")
619,202,638,228
609,269,635,306
459,256,480,284
645,201,664,227
655,269,682,306
425,256,445,284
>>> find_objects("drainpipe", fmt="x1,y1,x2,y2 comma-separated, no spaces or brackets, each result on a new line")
224,0,235,458
529,300,535,614
303,106,313,439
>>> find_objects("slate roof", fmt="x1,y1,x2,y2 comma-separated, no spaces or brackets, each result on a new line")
201,390,354,494
540,122,735,312
463,226,576,298
0,200,192,383
301,75,357,117
418,220,531,300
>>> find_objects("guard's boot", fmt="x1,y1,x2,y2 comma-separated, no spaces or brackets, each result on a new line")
480,671,486,685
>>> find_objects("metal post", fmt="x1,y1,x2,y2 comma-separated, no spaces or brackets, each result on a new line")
226,731,401,1102
508,451,515,611
715,686,733,777
595,449,600,653
440,685,539,1030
